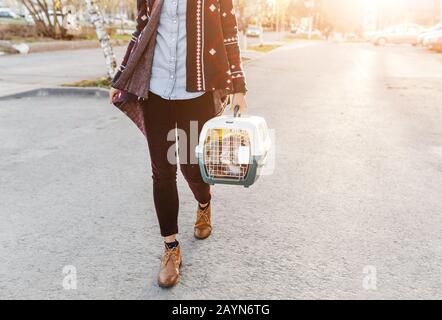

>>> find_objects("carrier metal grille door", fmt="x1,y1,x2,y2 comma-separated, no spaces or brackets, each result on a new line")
203,128,251,181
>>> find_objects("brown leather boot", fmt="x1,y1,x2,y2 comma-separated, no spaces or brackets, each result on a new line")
157,244,182,288
194,203,212,240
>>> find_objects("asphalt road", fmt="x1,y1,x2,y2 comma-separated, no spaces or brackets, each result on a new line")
1,42,442,299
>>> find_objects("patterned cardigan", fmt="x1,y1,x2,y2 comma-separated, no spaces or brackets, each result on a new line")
113,0,247,95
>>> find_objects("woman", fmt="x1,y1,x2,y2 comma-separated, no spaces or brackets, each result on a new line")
110,0,247,288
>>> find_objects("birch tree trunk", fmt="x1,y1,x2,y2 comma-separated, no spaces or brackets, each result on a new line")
84,0,117,79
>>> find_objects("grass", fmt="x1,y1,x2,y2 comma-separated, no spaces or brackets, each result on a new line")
247,44,281,53
82,33,132,41
62,77,112,89
110,33,132,41
286,34,324,41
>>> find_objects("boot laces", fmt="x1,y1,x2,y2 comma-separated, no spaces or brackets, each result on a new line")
196,206,210,225
162,247,179,267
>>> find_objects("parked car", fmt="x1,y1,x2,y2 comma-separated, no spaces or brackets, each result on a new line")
417,24,442,45
246,25,262,38
0,8,18,19
370,24,425,46
433,35,442,52
0,8,30,26
423,31,439,48
421,30,441,47
424,31,442,51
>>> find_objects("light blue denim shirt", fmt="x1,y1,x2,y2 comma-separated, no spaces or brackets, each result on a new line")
149,0,204,100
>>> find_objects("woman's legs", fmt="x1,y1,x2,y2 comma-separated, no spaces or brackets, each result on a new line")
143,92,215,287
176,92,215,204
143,92,179,238
143,92,215,237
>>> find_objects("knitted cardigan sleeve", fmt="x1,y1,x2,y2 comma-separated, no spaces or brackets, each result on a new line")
219,0,247,94
112,0,149,85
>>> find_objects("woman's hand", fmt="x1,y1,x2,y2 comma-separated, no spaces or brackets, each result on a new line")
109,87,120,104
229,92,247,116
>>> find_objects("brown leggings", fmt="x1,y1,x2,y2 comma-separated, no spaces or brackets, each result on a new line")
142,91,215,237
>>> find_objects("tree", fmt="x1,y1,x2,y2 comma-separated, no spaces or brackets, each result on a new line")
316,0,366,33
19,0,67,38
84,0,116,78
286,0,309,19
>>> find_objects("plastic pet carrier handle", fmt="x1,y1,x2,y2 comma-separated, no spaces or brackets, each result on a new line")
234,105,241,118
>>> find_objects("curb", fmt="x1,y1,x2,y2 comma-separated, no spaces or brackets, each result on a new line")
0,87,109,101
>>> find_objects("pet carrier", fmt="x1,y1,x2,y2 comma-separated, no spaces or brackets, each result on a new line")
195,107,271,187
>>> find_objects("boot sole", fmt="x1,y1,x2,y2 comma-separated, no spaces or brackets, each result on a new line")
158,261,182,288
194,229,212,240
158,277,179,288
194,233,211,240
